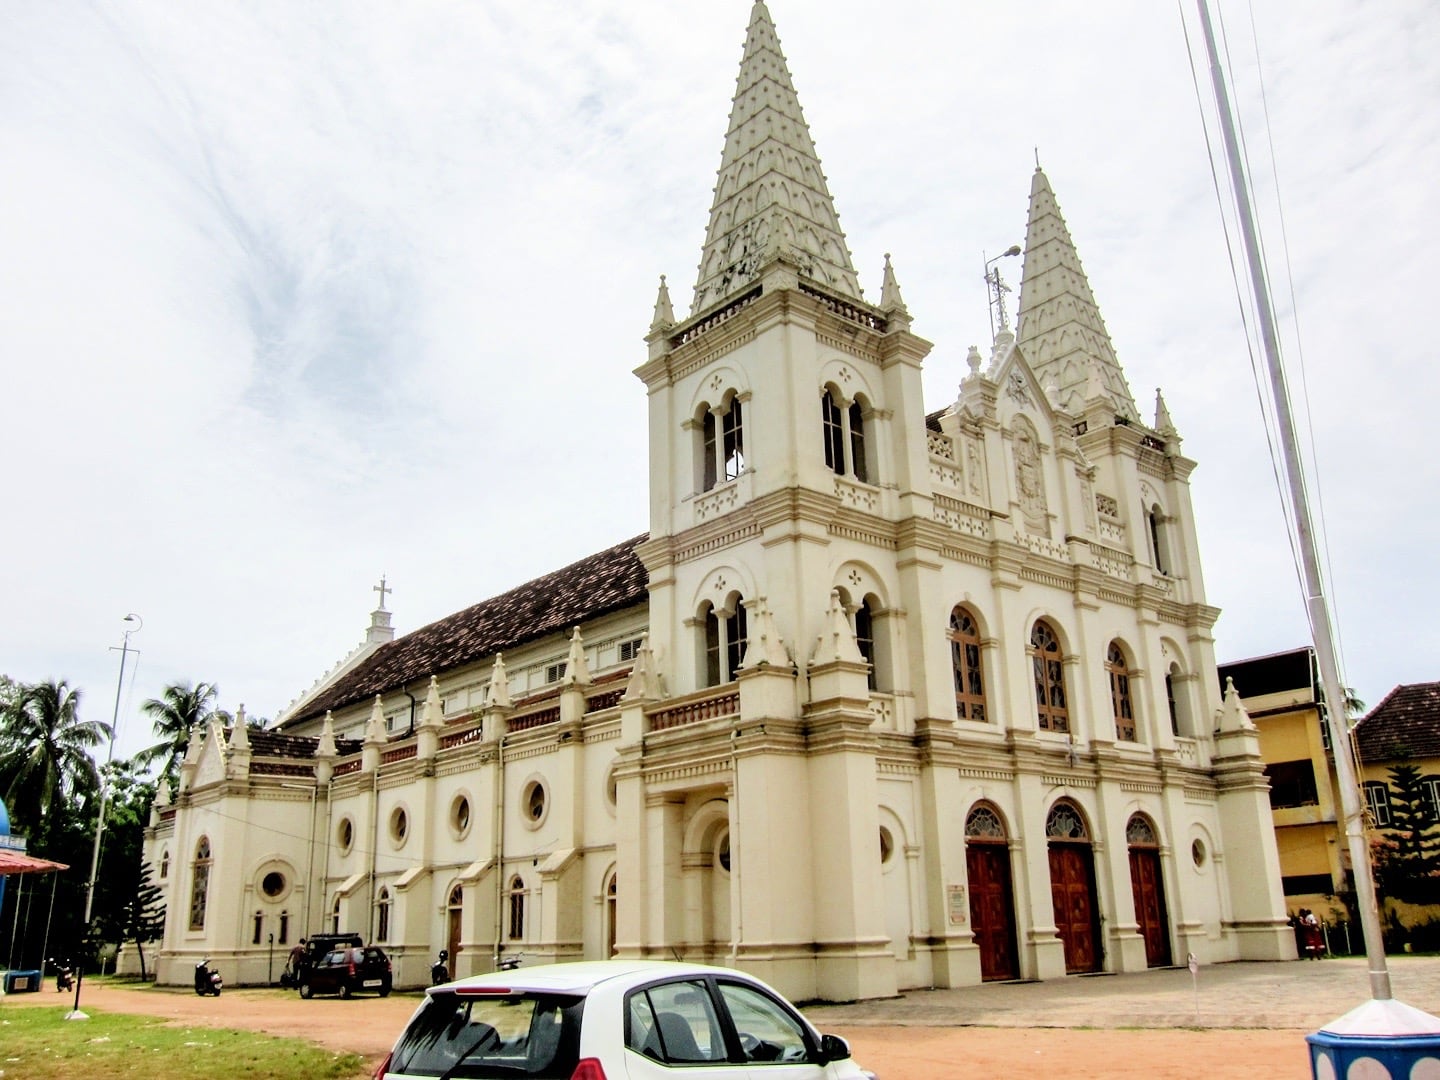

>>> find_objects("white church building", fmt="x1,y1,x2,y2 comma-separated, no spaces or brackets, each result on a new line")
144,2,1295,999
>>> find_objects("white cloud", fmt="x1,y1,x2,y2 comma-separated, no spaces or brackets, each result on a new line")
1,1,1434,753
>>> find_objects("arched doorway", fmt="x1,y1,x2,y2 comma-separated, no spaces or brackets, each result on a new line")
604,872,618,959
1046,801,1101,974
446,885,463,978
965,803,1018,981
1126,814,1171,968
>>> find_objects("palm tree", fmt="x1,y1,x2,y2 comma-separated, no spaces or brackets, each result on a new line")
135,681,224,779
0,679,110,834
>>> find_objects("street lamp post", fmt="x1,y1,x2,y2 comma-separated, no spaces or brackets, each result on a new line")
67,613,141,1021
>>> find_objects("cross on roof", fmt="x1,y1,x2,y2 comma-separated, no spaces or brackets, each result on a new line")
373,576,391,611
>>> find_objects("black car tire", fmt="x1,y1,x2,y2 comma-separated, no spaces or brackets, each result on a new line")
298,982,314,999
339,982,352,1000
379,984,391,998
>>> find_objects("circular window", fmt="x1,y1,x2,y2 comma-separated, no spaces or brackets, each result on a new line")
451,795,472,838
520,777,550,830
1192,838,1207,868
717,829,732,873
261,871,286,899
390,806,409,845
337,817,355,854
879,827,894,865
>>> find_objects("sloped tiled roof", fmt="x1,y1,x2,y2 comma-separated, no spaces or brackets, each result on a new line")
1354,683,1440,763
289,535,650,725
247,728,362,760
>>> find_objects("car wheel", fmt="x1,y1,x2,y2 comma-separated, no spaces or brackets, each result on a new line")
339,983,352,1000
298,982,313,999
379,984,391,998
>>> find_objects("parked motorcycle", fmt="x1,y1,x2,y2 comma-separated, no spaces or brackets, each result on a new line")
193,958,222,996
51,958,73,993
498,952,523,972
430,949,449,986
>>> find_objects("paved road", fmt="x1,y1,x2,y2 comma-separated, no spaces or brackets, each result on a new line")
6,957,1438,1078
807,955,1440,1031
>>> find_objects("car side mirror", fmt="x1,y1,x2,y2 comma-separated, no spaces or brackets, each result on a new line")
818,1033,852,1063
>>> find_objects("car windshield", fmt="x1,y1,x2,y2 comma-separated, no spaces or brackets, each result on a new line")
389,991,584,1079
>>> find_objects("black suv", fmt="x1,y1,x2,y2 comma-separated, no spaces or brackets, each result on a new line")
298,945,392,999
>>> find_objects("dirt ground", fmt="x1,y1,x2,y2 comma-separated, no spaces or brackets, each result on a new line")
0,981,1313,1078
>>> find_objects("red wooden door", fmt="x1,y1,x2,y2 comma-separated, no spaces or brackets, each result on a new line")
1048,843,1100,973
1129,847,1171,968
967,842,1019,981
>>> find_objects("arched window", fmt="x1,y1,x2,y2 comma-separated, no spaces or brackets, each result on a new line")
252,910,263,945
1147,504,1170,575
159,849,170,880
854,599,876,691
278,910,289,946
1029,621,1069,733
821,388,876,483
508,876,526,941
1107,642,1137,742
702,598,748,686
848,400,868,483
331,895,342,934
1126,814,1159,847
965,804,1007,841
376,887,392,942
1046,801,1089,840
949,607,987,722
1165,664,1181,736
822,389,845,475
189,837,212,931
699,397,745,492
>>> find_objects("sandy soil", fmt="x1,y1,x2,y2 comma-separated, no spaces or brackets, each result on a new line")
0,982,1312,1078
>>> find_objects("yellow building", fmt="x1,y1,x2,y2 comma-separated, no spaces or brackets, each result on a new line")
1222,650,1440,945
1218,648,1348,925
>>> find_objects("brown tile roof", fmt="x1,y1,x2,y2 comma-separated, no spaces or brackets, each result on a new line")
289,534,650,725
1353,683,1440,763
247,728,362,760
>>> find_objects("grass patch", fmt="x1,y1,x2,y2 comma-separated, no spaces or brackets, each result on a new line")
0,1005,367,1080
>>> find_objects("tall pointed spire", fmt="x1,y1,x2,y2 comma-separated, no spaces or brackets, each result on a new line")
1015,166,1139,421
691,1,861,313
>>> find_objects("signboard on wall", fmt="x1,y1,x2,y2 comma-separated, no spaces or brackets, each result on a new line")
947,884,967,925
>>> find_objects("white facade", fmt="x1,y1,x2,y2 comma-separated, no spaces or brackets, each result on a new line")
144,1,1294,1000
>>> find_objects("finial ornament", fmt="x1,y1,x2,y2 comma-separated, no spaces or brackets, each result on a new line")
651,274,675,331
373,576,391,611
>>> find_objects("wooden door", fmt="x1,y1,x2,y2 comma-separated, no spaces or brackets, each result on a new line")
1048,843,1100,973
967,842,1019,981
1129,847,1171,968
443,898,460,979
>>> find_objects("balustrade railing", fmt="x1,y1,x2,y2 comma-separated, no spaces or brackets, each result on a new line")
649,690,740,732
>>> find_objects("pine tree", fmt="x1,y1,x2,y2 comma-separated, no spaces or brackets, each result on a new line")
1380,763,1440,905
124,862,167,980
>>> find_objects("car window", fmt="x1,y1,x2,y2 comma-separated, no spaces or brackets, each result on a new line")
715,982,812,1065
388,992,583,1078
324,950,346,964
625,979,726,1064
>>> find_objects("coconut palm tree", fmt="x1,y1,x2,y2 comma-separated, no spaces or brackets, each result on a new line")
0,679,110,835
135,681,225,779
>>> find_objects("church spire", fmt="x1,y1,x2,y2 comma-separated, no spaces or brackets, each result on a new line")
1015,166,1139,421
691,1,861,314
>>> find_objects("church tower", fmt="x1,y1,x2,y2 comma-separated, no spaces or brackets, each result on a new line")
632,0,937,1000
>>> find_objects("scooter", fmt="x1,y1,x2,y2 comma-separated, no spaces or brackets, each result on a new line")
498,952,523,972
430,949,450,986
51,959,73,993
193,958,223,996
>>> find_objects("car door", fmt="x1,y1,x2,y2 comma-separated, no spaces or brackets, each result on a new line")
623,977,834,1080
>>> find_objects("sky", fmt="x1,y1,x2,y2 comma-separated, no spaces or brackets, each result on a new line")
2,1,1436,761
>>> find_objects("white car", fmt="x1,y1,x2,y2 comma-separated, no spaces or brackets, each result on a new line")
375,959,878,1080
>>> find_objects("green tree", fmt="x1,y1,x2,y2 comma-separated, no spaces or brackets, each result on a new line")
121,861,166,980
1378,763,1440,905
0,679,109,847
136,681,226,783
